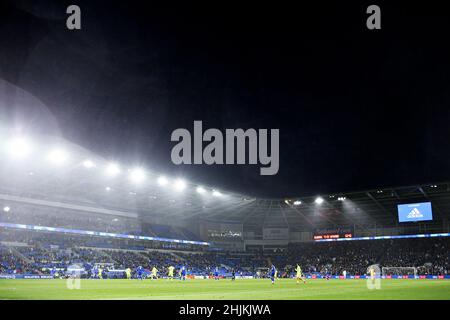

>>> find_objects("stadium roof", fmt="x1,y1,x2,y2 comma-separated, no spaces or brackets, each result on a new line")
1,131,449,230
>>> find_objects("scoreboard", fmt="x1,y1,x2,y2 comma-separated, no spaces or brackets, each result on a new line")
313,227,354,240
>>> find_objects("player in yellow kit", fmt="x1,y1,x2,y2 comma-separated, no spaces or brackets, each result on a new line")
296,264,306,284
369,267,376,285
167,265,175,280
125,268,131,280
151,266,158,280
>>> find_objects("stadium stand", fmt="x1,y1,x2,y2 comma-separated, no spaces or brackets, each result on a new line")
0,135,449,280
1,227,448,278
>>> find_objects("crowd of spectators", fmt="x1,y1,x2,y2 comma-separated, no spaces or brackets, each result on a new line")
283,238,449,275
0,208,201,242
1,228,448,277
0,209,141,234
0,229,204,252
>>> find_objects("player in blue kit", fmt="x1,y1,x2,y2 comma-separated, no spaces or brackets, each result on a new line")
51,267,58,279
180,266,187,281
214,267,219,280
270,265,277,284
136,266,144,280
91,266,98,279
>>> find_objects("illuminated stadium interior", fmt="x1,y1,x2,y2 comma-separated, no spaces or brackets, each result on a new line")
1,129,450,244
2,1,450,304
0,84,449,300
0,69,449,283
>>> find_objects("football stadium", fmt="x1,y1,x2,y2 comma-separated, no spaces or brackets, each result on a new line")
0,130,449,299
1,1,450,303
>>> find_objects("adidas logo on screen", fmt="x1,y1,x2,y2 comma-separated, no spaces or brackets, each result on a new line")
407,208,423,219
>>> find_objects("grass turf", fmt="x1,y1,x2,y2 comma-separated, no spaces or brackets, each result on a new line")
0,279,449,300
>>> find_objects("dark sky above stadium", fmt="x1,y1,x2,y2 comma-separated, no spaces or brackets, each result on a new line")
1,1,450,198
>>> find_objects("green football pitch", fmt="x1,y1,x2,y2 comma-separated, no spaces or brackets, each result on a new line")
0,279,449,300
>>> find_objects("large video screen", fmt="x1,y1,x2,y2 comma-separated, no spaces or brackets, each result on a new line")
313,227,354,240
398,202,433,222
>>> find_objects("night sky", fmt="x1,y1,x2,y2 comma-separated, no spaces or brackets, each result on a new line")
1,1,450,198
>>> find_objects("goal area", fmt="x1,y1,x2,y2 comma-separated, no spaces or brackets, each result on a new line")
381,267,417,277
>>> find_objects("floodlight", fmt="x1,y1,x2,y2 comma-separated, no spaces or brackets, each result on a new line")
338,197,346,201
212,190,222,197
315,197,324,205
293,200,302,205
82,159,95,168
3,206,10,212
196,186,206,194
157,176,169,186
48,149,68,165
174,179,186,191
106,163,120,176
7,137,32,159
129,168,146,183
105,186,111,191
